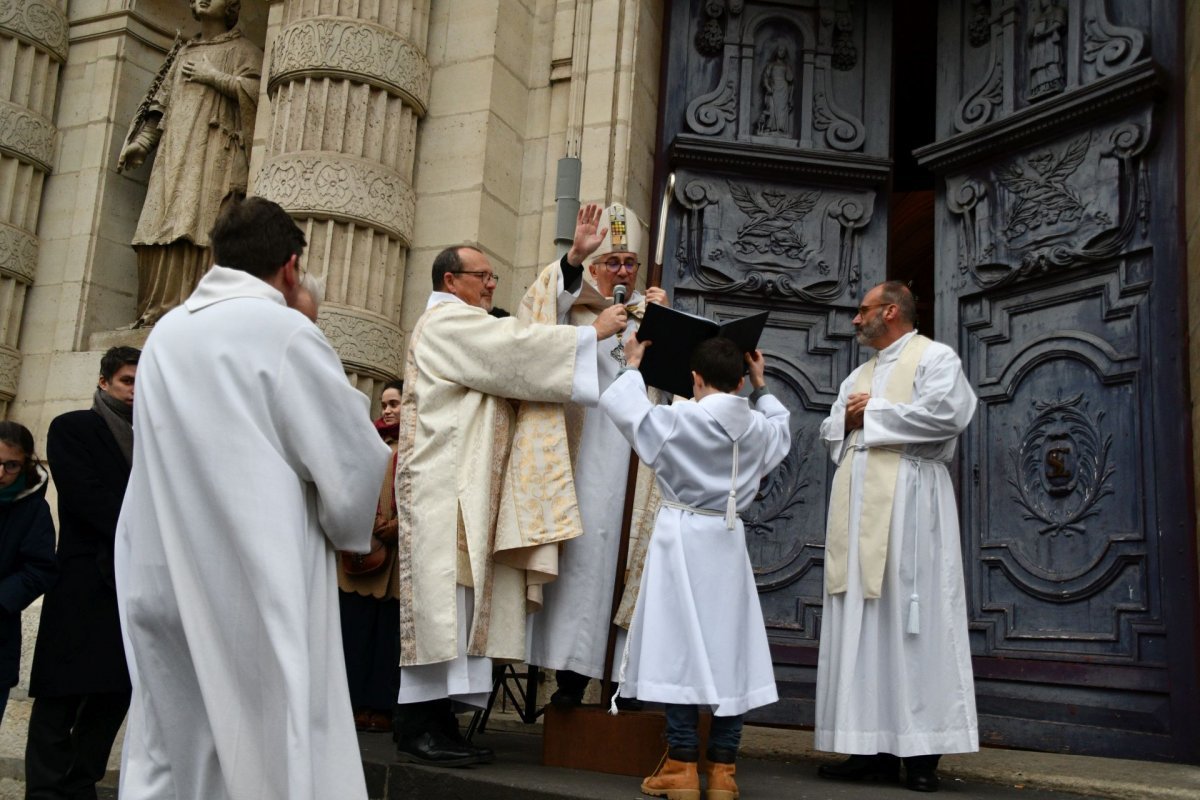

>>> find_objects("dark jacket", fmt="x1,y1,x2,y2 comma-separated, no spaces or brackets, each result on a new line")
0,466,57,688
29,409,132,696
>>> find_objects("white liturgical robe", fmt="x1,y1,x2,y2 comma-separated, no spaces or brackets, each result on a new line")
815,329,980,757
603,371,790,716
526,263,645,679
115,266,392,800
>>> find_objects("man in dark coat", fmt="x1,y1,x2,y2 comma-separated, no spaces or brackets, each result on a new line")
26,346,139,799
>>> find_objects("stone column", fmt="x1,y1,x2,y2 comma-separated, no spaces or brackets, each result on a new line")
0,1,67,417
256,2,430,396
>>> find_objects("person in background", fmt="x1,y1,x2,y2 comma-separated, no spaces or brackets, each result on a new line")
338,379,403,733
0,422,56,727
26,346,140,800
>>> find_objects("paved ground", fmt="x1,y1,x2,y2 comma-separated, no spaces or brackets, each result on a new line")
364,724,1106,800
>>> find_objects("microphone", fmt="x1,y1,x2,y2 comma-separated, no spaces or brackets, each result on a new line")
613,285,627,306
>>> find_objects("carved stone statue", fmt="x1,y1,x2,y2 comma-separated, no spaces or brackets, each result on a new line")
117,0,263,327
1029,0,1067,100
754,42,794,137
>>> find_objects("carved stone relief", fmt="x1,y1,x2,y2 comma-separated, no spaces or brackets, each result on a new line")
694,0,727,58
316,304,404,379
1028,0,1067,100
0,346,19,402
744,426,810,582
256,154,416,244
269,18,431,113
0,100,55,172
672,176,872,303
0,222,37,284
946,115,1149,289
0,0,68,61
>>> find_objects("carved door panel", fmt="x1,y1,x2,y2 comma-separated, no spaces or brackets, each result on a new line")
917,0,1199,761
655,0,893,725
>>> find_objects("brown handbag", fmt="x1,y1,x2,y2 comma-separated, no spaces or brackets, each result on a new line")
340,536,391,577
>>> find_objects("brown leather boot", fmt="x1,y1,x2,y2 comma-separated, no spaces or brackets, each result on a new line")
704,747,739,800
641,748,701,800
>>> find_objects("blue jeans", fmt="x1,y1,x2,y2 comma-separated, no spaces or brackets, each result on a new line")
664,704,743,752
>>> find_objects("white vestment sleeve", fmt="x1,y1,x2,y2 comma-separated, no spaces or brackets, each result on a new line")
570,326,600,405
273,324,391,552
861,347,978,447
819,366,861,465
753,393,793,473
600,369,676,465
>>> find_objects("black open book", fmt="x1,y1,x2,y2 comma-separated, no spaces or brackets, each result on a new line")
634,303,769,398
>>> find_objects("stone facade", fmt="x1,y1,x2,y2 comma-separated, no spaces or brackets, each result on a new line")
6,0,661,435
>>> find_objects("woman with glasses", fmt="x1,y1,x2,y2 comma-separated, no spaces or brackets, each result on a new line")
0,421,57,727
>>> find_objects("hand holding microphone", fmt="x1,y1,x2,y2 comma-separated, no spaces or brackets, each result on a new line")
613,285,627,306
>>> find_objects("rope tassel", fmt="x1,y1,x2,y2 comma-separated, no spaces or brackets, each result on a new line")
907,593,920,635
725,490,737,530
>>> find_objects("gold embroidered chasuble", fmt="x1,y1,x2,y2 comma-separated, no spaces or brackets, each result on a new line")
395,301,585,667
825,333,932,598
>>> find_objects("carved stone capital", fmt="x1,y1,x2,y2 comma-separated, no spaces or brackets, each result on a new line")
0,100,55,172
317,304,403,379
269,17,431,115
0,222,37,284
0,0,68,62
256,153,415,244
0,346,20,402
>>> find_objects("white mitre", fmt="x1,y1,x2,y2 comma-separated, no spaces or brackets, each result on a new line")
585,202,647,266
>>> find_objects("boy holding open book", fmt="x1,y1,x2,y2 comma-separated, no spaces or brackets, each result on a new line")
601,336,791,800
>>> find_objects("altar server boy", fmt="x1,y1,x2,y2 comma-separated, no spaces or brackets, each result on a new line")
602,336,790,800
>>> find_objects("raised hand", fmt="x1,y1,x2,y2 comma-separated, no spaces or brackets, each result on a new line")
567,203,608,266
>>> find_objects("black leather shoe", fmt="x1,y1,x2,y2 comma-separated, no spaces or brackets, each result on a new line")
817,753,901,782
905,767,940,792
395,730,479,767
614,694,643,711
549,687,583,708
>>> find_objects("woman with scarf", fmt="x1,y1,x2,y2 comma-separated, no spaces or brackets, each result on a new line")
338,379,403,732
0,421,57,726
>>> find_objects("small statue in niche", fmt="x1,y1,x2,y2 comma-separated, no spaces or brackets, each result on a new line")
117,0,263,328
1028,0,1067,100
754,42,794,137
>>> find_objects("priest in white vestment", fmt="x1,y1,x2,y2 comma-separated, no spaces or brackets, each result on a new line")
114,197,392,800
525,202,667,706
393,244,628,766
815,281,978,793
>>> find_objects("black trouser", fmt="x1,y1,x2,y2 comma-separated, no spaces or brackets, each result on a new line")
25,691,131,800
394,698,467,741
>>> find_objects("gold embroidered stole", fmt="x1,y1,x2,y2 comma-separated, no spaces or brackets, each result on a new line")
493,262,586,611
825,334,931,598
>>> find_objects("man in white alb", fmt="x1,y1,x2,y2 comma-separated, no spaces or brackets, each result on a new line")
815,280,978,793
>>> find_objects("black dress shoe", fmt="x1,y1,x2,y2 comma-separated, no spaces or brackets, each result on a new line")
905,767,940,792
817,753,901,782
395,730,479,767
549,687,583,709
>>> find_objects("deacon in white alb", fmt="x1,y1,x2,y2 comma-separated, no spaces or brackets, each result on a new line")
815,280,978,794
525,202,667,706
114,197,391,800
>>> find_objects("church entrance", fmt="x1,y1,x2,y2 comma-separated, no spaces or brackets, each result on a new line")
650,0,1198,763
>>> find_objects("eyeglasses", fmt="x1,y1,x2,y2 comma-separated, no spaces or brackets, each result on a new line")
600,258,639,272
856,302,894,317
0,460,24,474
454,271,499,284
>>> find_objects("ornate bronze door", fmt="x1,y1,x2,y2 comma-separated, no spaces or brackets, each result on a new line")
916,0,1199,761
654,0,893,724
